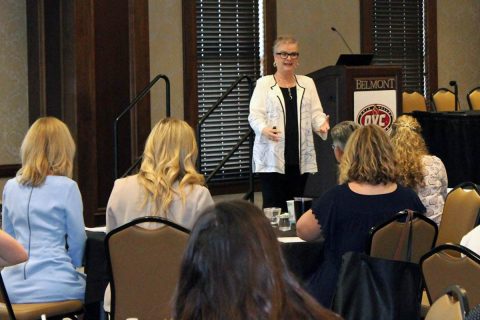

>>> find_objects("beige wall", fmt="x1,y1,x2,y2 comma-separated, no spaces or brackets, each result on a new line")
437,0,480,109
147,1,480,114
0,0,28,165
147,0,360,123
148,0,184,125
277,0,360,74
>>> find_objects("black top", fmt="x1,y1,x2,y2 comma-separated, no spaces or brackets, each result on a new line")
307,183,426,306
281,86,299,166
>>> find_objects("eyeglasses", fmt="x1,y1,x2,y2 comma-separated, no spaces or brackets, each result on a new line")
275,51,300,59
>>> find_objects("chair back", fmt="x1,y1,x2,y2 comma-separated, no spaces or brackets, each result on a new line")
421,243,480,308
425,285,469,320
403,91,427,113
467,87,480,111
437,182,480,248
432,88,458,112
368,211,438,264
106,216,190,320
467,303,480,320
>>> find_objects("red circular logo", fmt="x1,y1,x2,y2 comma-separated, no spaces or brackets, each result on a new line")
356,104,394,131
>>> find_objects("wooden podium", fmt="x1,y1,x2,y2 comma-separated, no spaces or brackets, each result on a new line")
304,65,403,198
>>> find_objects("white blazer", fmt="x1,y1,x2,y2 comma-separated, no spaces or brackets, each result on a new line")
248,74,327,174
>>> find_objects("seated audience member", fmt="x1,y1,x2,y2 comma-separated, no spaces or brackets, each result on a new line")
1,117,86,303
0,230,27,267
296,124,426,307
104,118,214,312
173,200,341,320
330,121,359,163
461,225,480,255
390,115,448,224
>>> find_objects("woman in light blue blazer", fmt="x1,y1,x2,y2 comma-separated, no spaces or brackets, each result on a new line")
1,117,86,303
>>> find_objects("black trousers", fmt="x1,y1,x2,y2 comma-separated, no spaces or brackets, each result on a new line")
259,165,308,212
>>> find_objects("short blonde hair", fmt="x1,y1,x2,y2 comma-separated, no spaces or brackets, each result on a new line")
391,115,428,188
18,117,75,186
273,35,298,55
339,125,397,185
137,118,205,215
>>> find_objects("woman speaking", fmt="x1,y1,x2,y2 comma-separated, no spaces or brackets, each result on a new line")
249,35,329,211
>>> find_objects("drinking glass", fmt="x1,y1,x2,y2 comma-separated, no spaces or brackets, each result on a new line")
264,207,281,226
278,213,291,231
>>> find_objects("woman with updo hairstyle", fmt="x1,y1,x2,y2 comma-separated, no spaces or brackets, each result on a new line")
2,117,86,303
297,125,425,306
391,115,448,224
104,117,214,313
174,200,341,320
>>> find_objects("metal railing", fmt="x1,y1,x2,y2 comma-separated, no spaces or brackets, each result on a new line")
113,74,170,179
196,75,255,202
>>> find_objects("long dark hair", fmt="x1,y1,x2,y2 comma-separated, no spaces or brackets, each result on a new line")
173,200,340,320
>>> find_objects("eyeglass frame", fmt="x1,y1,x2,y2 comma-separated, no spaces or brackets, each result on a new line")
275,51,300,59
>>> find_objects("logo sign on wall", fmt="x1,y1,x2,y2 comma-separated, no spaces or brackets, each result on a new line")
353,77,397,132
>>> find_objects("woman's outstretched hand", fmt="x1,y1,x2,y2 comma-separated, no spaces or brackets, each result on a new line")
318,115,330,134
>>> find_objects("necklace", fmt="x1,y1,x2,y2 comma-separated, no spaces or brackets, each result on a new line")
276,73,295,100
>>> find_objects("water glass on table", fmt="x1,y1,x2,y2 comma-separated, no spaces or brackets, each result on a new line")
278,213,292,231
264,207,281,226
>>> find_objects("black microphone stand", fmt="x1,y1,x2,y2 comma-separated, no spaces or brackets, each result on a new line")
331,27,354,54
449,80,458,111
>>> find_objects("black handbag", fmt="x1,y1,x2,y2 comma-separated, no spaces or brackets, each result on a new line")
332,211,423,320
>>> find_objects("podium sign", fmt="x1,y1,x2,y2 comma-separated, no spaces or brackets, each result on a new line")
353,76,397,131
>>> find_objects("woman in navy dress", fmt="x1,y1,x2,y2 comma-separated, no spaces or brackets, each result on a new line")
297,125,425,307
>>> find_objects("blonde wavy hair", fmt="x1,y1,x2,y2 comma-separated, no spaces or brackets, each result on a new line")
390,115,428,189
137,118,205,215
339,125,397,185
18,117,75,187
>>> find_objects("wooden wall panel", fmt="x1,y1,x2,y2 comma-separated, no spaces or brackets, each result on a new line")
93,0,132,211
26,0,151,226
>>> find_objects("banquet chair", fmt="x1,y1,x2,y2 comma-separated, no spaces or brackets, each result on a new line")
436,182,480,249
467,303,480,320
106,216,190,320
425,285,469,320
467,87,480,110
368,210,438,263
431,88,458,112
0,272,83,320
403,91,428,113
420,243,480,308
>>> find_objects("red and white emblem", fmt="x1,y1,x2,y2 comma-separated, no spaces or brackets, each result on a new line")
356,103,394,131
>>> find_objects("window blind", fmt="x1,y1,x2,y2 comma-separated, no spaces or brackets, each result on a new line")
371,0,428,96
196,0,260,182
